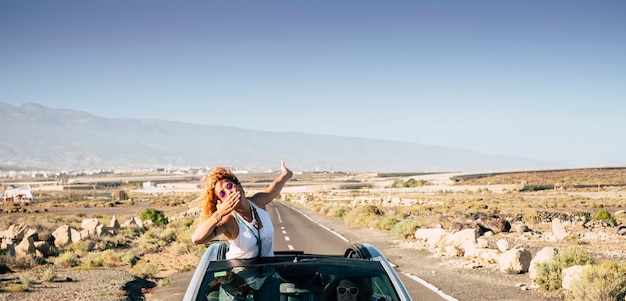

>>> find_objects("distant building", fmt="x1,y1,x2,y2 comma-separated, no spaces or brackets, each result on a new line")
2,185,33,203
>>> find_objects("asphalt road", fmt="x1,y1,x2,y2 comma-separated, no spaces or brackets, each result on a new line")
146,202,448,300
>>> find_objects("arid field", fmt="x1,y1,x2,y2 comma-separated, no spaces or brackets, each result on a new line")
1,167,625,300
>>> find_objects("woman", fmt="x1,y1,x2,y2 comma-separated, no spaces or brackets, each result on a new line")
191,160,293,259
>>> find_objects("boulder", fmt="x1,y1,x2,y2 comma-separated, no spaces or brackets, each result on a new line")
529,247,558,280
498,248,532,274
486,218,511,233
414,228,447,248
34,241,52,257
444,229,477,250
121,217,144,228
496,239,509,253
515,224,530,234
52,225,82,248
2,224,30,241
15,236,35,257
552,218,569,240
81,218,101,237
109,216,121,229
464,248,501,264
2,241,15,257
562,265,586,291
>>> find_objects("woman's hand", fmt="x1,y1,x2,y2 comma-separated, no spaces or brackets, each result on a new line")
280,160,293,179
216,190,241,219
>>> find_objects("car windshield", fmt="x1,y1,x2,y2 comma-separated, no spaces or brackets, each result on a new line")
195,255,402,301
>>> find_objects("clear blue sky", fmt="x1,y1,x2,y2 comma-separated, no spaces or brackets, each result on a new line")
1,1,625,168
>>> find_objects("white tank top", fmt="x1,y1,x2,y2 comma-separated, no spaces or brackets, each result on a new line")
225,200,274,259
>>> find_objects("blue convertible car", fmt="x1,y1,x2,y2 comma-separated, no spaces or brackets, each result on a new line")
183,242,412,301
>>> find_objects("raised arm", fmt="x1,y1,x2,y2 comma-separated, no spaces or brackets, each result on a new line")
250,160,293,208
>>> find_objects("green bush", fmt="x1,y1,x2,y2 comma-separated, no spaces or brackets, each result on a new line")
535,246,593,292
332,207,346,219
377,217,400,231
392,219,420,239
140,208,168,226
592,209,614,223
56,252,80,268
568,261,626,301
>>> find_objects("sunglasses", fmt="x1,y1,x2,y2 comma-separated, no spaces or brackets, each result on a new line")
217,182,235,199
337,286,359,296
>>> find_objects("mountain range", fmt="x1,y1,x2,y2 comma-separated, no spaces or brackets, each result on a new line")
0,102,555,172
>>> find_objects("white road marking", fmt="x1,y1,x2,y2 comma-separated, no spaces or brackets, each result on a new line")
281,203,349,242
274,207,283,223
284,236,291,241
402,272,458,301
282,230,287,234
288,245,294,250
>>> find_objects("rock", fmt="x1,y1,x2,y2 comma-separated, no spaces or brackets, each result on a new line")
441,245,463,257
34,241,52,257
81,218,101,237
2,240,15,257
552,218,569,240
121,217,144,228
496,239,509,253
486,218,511,233
498,248,532,274
445,229,477,250
2,224,29,241
465,248,501,264
562,265,586,291
109,216,121,229
52,225,82,248
515,224,530,234
15,236,35,257
414,228,448,248
529,247,557,280
476,238,489,249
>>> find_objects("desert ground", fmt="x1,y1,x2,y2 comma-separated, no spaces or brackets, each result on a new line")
1,167,625,300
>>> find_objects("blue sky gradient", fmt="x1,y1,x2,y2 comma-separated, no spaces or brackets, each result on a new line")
1,1,625,167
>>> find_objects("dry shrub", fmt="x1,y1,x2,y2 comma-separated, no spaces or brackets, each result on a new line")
329,207,346,219
392,219,421,239
5,255,37,270
40,267,57,282
344,206,380,228
309,203,323,213
130,262,158,279
376,217,400,231
536,246,593,292
0,283,29,292
568,261,626,301
80,252,105,268
55,252,80,268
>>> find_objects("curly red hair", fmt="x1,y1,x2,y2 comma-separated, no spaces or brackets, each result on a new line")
199,167,241,221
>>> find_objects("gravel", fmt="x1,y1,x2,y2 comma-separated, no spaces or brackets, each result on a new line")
0,268,153,301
